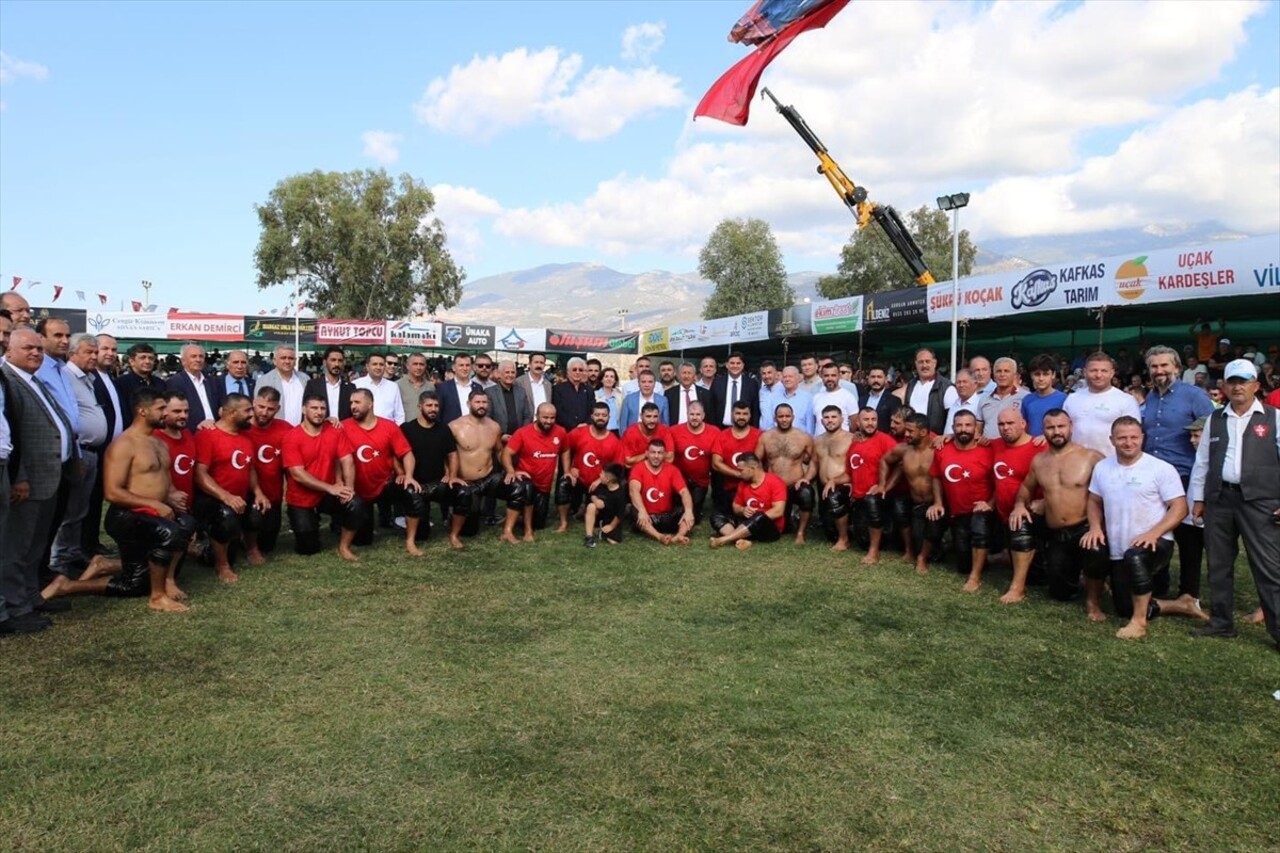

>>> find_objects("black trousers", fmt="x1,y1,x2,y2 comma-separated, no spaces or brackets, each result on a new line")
1204,486,1280,645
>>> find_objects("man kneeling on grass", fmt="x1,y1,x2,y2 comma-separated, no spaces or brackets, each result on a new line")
629,438,696,545
709,452,787,550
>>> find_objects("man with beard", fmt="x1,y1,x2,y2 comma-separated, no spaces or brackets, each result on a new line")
556,401,623,532
927,410,996,592
344,388,418,553
709,453,787,550
501,403,568,544
447,390,504,549
40,388,194,613
1009,409,1110,618
245,387,291,563
857,365,901,433
879,414,942,574
657,360,678,392
814,406,855,552
304,346,355,424
988,408,1046,603
1084,417,1192,639
711,402,762,516
400,391,463,551
630,439,696,545
116,343,165,401
283,395,362,562
756,403,816,544
621,402,674,466
670,401,719,524
1063,352,1141,456
849,408,899,564
154,392,197,512
194,393,267,583
809,363,858,437
1140,344,1214,608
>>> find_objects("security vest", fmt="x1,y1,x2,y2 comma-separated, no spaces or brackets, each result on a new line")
1205,403,1280,502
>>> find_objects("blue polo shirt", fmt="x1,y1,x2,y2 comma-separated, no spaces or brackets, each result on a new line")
1021,389,1067,437
1141,381,1214,478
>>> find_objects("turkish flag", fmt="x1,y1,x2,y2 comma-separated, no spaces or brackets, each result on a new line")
694,0,849,126
10,276,20,290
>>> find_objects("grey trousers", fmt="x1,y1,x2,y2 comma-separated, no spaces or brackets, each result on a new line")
51,452,97,576
0,464,9,624
1204,487,1280,645
0,491,59,618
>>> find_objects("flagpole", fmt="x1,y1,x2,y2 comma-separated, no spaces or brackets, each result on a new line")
292,280,300,354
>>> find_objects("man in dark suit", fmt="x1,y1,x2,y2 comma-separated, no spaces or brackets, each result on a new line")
438,353,484,424
552,357,595,430
115,343,166,403
303,346,355,422
220,349,255,398
165,343,223,432
857,364,902,433
665,361,712,426
81,335,127,559
709,351,761,428
486,359,532,440
1,329,77,629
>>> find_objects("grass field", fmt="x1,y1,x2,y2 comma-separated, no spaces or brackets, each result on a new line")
2,522,1277,852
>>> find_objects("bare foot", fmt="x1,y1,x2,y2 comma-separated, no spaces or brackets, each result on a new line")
1247,607,1265,625
904,549,917,564
500,533,521,544
673,535,691,545
165,581,188,601
861,552,879,566
734,539,753,551
522,533,535,543
1116,621,1147,640
794,534,806,545
659,534,673,545
915,558,929,576
337,547,359,562
830,540,848,552
963,578,981,593
1086,605,1106,623
449,536,465,550
215,566,239,584
406,541,425,557
246,549,267,567
999,588,1026,605
81,554,115,580
555,523,568,533
710,537,723,549
1163,598,1207,620
41,574,69,601
149,595,190,613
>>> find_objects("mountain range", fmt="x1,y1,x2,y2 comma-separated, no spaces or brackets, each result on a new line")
440,222,1253,331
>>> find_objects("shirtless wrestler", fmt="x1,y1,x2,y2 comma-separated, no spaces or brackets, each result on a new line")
813,405,854,552
756,403,817,543
447,389,504,549
878,413,941,575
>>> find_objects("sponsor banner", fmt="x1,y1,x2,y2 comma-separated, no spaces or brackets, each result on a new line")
83,311,168,339
440,323,494,349
166,313,244,341
666,311,770,349
387,320,443,348
493,327,547,352
243,316,317,345
316,319,387,345
640,327,670,355
545,329,639,354
862,288,928,327
767,304,813,338
925,234,1278,322
32,307,87,334
810,296,863,335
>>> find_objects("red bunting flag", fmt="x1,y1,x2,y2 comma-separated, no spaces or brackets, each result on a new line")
98,293,109,305
694,0,850,126
168,307,179,314
53,285,64,301
10,276,20,290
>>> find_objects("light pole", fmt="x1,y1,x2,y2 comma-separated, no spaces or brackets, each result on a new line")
936,193,970,379
141,280,152,311
618,308,628,332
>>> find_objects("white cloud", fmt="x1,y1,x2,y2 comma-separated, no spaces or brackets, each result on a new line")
621,22,665,63
414,46,683,141
0,51,48,85
360,130,402,165
431,183,504,263
470,0,1273,262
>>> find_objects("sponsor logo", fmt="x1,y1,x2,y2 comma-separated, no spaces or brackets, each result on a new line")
546,331,637,352
444,325,463,345
88,313,110,333
1254,263,1278,288
1114,255,1149,301
864,298,890,323
388,321,441,347
499,328,527,349
1254,424,1270,438
1010,269,1057,309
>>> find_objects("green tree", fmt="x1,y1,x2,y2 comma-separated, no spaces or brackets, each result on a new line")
254,169,465,319
699,218,795,320
816,205,977,299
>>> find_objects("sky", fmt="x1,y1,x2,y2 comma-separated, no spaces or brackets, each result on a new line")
1,0,1277,315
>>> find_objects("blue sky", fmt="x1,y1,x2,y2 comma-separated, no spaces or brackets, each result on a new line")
1,0,1276,315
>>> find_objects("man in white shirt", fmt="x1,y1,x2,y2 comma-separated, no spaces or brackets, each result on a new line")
620,356,652,397
905,348,959,436
1063,352,1142,456
809,363,858,437
515,352,554,423
969,356,995,396
255,345,307,425
943,370,982,435
51,333,110,578
1083,416,1196,640
354,353,406,424
696,356,719,391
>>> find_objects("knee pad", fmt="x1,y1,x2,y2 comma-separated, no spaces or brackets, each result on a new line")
745,512,779,541
505,479,535,509
864,494,885,529
890,496,911,529
288,506,322,555
402,488,426,518
792,482,815,512
554,476,574,507
1081,540,1110,580
1009,517,1037,553
952,515,974,552
338,495,365,532
208,504,242,544
1122,547,1156,596
709,511,733,532
821,488,850,520
174,512,197,541
452,483,476,515
969,511,994,550
532,490,551,529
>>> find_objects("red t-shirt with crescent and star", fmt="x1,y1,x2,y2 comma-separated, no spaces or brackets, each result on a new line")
248,418,293,505
929,442,995,516
846,431,898,499
621,423,674,462
343,416,412,501
630,461,687,514
734,471,789,531
566,425,622,488
712,426,762,471
992,439,1046,520
195,426,255,498
507,423,568,493
670,423,720,488
153,429,196,500
282,422,353,509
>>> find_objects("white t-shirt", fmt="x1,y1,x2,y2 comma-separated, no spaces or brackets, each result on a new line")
1088,453,1184,560
809,387,859,437
1063,387,1141,456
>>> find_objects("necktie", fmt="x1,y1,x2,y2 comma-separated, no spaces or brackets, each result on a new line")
33,375,78,459
731,378,739,405
238,378,248,395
